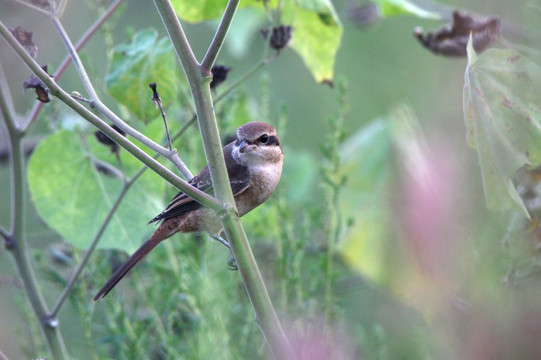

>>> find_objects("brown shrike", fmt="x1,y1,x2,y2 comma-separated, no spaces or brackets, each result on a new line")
94,121,283,300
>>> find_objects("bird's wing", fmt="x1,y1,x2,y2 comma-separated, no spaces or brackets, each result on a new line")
148,159,250,224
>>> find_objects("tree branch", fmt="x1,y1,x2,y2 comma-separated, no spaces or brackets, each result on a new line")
0,37,68,360
0,20,220,211
21,0,126,132
49,16,193,179
49,180,130,318
201,0,240,71
11,0,53,18
153,1,296,359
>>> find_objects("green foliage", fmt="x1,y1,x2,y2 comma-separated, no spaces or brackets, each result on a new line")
172,0,342,83
464,41,541,214
106,28,183,121
337,117,392,283
27,130,165,252
373,0,441,18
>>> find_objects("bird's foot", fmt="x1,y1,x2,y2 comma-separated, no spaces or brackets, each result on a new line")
211,234,231,249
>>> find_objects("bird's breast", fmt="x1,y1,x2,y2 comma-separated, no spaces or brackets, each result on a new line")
236,162,282,216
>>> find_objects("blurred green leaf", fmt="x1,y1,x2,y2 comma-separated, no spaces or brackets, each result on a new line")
464,45,541,215
337,118,393,282
373,0,441,18
27,130,165,253
106,28,182,121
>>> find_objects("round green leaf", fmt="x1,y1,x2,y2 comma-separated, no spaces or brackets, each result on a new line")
27,130,165,252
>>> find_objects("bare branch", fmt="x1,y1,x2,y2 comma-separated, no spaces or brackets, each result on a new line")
201,0,240,71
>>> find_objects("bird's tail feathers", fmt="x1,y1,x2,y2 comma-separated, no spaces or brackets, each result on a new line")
93,220,176,301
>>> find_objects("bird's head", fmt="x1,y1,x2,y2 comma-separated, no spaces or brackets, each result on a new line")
232,121,283,166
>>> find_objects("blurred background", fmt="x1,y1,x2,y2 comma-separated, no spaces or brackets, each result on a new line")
1,0,541,359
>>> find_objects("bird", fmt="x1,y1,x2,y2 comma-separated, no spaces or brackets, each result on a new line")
94,121,284,300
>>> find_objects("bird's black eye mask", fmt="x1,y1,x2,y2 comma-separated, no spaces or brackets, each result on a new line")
235,135,279,147
266,135,280,146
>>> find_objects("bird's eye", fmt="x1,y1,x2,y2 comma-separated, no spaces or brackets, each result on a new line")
259,134,269,143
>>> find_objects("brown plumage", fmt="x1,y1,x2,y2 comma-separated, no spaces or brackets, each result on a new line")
94,122,283,300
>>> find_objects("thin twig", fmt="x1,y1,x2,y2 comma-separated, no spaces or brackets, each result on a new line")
201,0,240,71
49,177,133,318
55,0,68,17
0,348,11,360
21,0,126,132
10,0,53,18
149,82,172,151
215,55,277,103
49,16,193,179
0,226,9,240
50,17,98,100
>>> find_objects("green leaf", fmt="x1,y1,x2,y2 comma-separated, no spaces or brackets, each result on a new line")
283,0,343,83
171,0,342,83
170,0,259,22
373,0,441,19
464,47,541,214
337,118,392,283
27,130,165,253
106,28,182,121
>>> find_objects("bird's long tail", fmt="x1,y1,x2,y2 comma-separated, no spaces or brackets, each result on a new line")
93,219,177,301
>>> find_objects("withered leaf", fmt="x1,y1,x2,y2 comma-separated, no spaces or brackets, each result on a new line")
414,10,500,56
261,25,294,52
10,26,38,59
95,124,127,154
345,1,380,27
210,65,230,89
23,65,52,103
148,82,161,108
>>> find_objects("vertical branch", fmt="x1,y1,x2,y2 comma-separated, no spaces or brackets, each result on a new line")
153,1,296,359
0,64,68,360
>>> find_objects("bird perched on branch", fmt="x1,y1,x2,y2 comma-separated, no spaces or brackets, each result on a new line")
94,121,283,300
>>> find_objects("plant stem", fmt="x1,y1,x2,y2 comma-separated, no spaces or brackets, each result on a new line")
0,349,10,360
0,20,219,211
49,183,129,318
11,0,53,17
50,16,193,179
21,0,126,132
153,1,296,359
201,0,240,71
0,59,68,360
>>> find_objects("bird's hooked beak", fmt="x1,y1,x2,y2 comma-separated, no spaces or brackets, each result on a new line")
238,139,256,153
